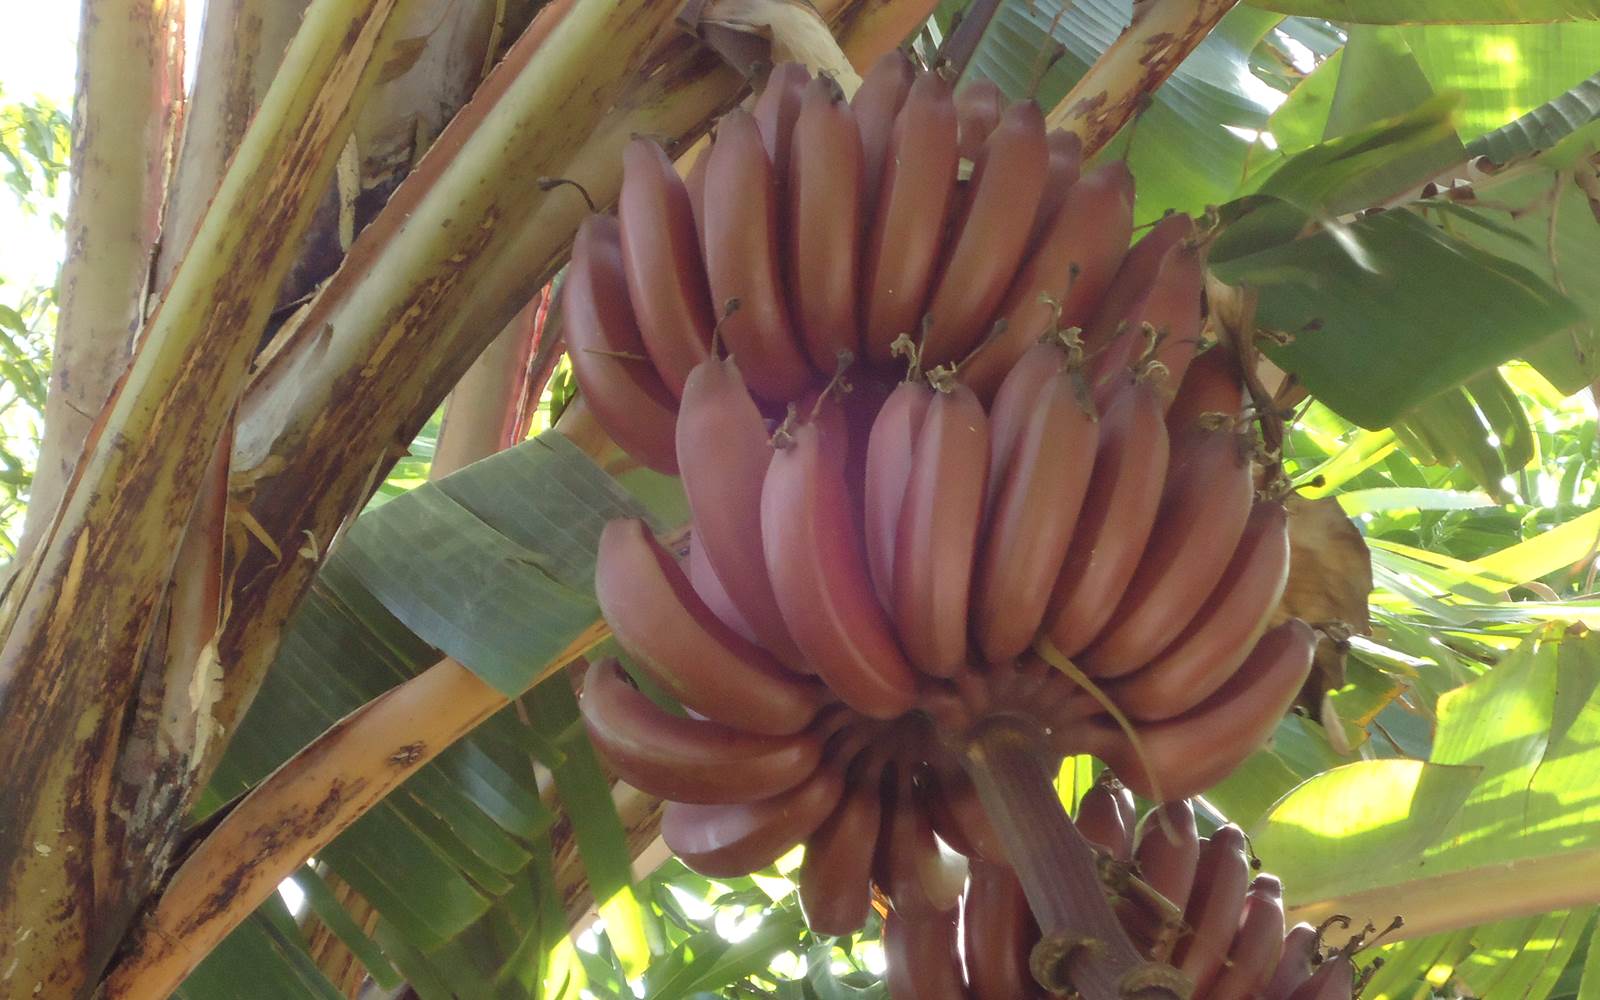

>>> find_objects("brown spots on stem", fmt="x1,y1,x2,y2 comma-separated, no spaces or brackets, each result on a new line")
389,741,426,766
1069,92,1108,125
1138,32,1179,70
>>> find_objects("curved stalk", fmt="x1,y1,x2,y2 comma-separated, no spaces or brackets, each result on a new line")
959,717,1190,1000
151,0,309,298
99,657,507,999
1046,0,1240,155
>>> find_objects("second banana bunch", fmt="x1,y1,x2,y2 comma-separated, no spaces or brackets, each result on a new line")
894,790,1362,1000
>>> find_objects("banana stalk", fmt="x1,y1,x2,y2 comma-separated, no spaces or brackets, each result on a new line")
17,0,184,566
0,1,411,993
1046,0,1241,152
960,718,1190,1000
150,0,310,298
99,658,511,998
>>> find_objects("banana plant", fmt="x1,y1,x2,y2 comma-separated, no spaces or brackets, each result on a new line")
4,0,1600,998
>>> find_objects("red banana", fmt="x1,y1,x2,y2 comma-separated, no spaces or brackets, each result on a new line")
1165,347,1246,436
661,764,845,878
1110,779,1138,836
982,343,1063,504
687,532,755,643
1133,800,1201,912
752,62,811,198
1042,380,1170,658
1027,129,1084,249
617,138,713,396
595,519,821,735
921,99,1049,368
963,860,1043,1000
1080,212,1195,357
853,50,916,222
877,766,967,917
1283,953,1353,1000
1109,501,1291,722
1263,923,1321,1000
973,343,1098,662
893,381,990,676
676,356,806,667
685,142,709,257
1175,825,1251,995
1075,780,1134,860
862,71,960,364
1085,619,1317,800
787,75,865,370
959,161,1135,403
884,909,972,1000
1209,875,1287,1000
563,216,678,473
1078,423,1254,679
864,379,934,606
1091,237,1207,410
578,658,821,804
955,76,1004,160
762,397,920,718
798,760,885,935
702,108,814,401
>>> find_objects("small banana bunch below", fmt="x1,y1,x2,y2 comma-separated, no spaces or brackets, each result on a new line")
571,50,1323,974
895,792,1357,1000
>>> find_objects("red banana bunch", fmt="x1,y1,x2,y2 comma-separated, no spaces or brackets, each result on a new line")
570,58,1324,965
887,795,1352,1000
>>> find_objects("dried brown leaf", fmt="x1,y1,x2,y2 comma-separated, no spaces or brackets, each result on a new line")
1271,493,1373,711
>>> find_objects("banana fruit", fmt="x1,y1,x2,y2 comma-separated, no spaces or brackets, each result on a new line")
617,138,713,396
578,658,821,804
762,397,918,719
1043,380,1171,658
786,75,864,370
1078,423,1254,678
563,216,678,473
1109,501,1290,721
973,343,1098,663
676,356,806,666
919,100,1048,368
892,379,990,676
595,518,821,735
862,71,959,364
955,801,1336,1000
701,108,814,401
662,763,845,877
959,162,1136,401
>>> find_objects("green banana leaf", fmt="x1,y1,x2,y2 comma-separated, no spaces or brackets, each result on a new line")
188,431,682,997
1242,1,1600,23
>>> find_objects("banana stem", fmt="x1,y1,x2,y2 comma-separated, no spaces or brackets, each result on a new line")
959,717,1190,1000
